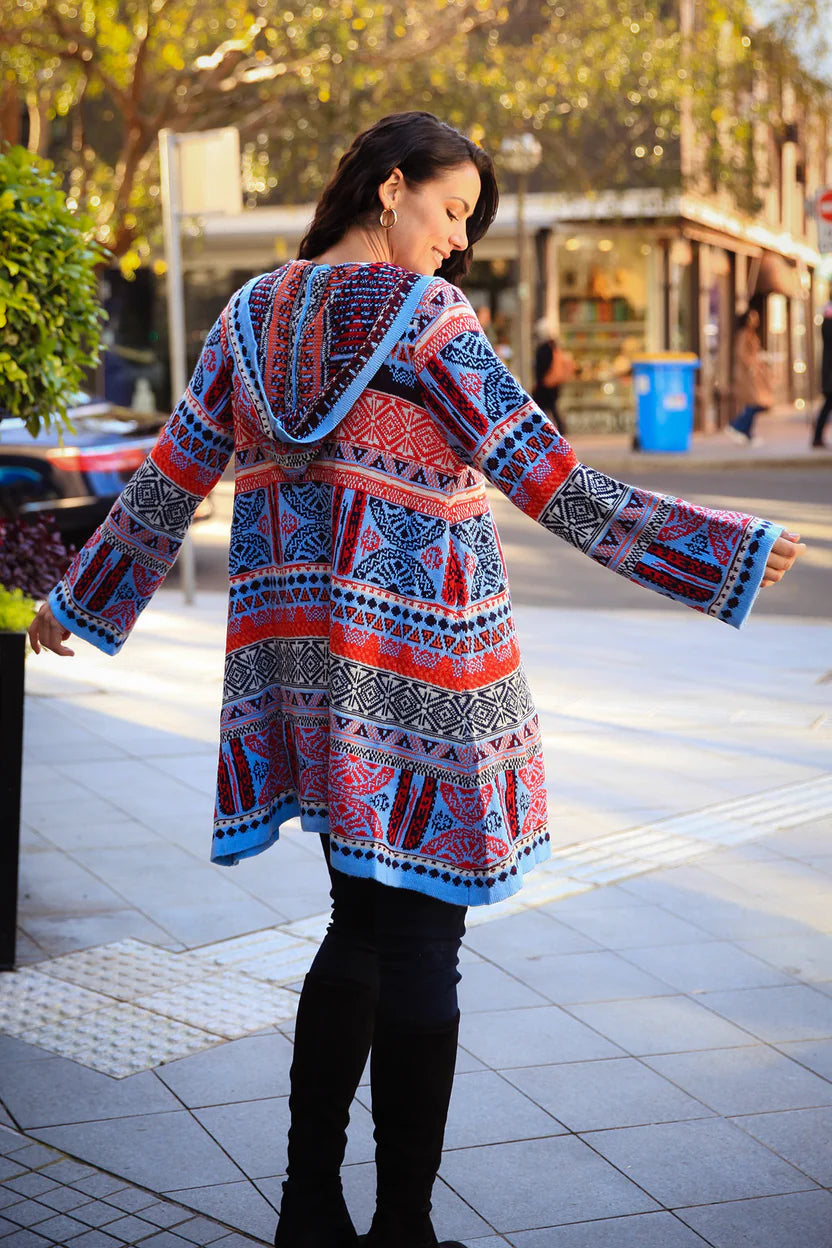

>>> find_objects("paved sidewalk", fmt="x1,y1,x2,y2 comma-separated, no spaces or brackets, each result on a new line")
569,401,832,475
3,587,832,1245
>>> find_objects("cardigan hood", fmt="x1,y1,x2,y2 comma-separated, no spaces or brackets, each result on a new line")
227,260,433,456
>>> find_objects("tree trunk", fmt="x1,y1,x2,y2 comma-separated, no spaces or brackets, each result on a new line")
0,80,21,145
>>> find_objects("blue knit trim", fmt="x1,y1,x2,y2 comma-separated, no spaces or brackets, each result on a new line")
720,518,783,630
47,580,122,656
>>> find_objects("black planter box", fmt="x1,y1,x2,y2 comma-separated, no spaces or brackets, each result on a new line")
0,630,25,970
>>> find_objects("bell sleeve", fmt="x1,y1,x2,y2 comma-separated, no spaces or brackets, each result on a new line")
48,308,235,655
413,286,782,630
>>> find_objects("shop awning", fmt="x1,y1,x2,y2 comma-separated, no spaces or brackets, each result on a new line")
750,252,802,298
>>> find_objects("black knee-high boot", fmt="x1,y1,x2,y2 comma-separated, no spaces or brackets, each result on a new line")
274,975,377,1248
358,1013,465,1248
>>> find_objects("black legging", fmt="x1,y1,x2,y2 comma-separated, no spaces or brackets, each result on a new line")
813,392,832,446
309,835,467,1028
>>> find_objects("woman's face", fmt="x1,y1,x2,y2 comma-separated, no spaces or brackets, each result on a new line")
380,161,482,276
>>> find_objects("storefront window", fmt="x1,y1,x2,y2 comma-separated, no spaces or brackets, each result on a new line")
557,233,648,434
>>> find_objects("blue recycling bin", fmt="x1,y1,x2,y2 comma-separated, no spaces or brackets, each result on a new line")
631,353,700,452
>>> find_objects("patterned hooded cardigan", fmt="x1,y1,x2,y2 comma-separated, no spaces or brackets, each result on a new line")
49,261,782,907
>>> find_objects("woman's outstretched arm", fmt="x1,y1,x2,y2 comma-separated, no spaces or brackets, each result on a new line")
414,283,804,628
30,308,235,657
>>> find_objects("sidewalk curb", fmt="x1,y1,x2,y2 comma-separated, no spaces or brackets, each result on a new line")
572,450,832,475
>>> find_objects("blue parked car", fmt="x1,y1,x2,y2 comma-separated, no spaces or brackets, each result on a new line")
0,394,212,548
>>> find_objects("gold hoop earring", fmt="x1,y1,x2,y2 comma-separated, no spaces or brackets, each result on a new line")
379,206,397,229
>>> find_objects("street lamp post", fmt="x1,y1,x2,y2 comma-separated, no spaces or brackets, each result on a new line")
499,133,542,390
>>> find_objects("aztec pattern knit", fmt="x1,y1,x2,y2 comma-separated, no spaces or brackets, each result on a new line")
49,261,782,906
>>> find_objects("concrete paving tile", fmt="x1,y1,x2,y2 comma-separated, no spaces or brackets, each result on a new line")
193,1095,374,1180
499,950,675,1005
156,1213,229,1244
0,1055,179,1129
155,1033,294,1108
134,1202,192,1229
208,1235,267,1248
698,984,832,1044
66,1232,132,1248
732,1106,832,1186
0,1126,31,1152
437,1070,566,1149
506,1056,714,1132
0,1103,18,1131
621,940,793,993
20,911,176,959
777,1036,832,1081
36,1185,92,1213
5,1144,63,1169
101,1187,158,1214
440,1135,658,1232
543,885,655,916
2,1199,54,1228
646,1045,832,1116
4,1174,58,1199
32,1111,244,1192
738,933,832,982
676,1188,832,1247
0,1230,53,1247
616,879,811,940
0,1157,28,1182
462,910,601,961
507,1210,709,1246
35,1158,95,1184
69,1199,129,1228
143,901,288,949
458,962,550,1013
37,816,163,855
570,994,756,1056
336,1160,495,1240
71,1173,128,1198
556,903,714,950
165,1180,278,1242
459,1005,623,1069
131,1234,193,1248
30,1211,90,1241
582,1117,817,1206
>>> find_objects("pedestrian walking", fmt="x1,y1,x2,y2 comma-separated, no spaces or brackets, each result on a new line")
811,300,832,449
727,307,773,444
29,111,805,1248
532,317,575,435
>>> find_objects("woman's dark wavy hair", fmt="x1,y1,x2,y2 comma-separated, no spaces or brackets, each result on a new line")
298,112,499,283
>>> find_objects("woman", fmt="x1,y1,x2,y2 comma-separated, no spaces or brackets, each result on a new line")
532,317,574,434
30,113,804,1248
727,307,773,444
811,300,832,449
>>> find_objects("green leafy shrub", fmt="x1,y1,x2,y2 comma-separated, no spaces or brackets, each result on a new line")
0,584,37,633
0,145,108,436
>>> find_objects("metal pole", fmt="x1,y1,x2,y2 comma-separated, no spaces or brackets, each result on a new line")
517,173,531,390
159,128,196,605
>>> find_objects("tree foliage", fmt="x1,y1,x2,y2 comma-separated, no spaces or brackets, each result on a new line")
0,145,107,434
1,0,829,265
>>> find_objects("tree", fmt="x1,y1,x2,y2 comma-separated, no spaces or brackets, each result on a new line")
1,0,829,266
0,145,106,434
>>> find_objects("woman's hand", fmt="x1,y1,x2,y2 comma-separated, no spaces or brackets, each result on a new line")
28,602,75,656
762,531,806,589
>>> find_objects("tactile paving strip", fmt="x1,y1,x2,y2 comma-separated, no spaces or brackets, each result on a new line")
135,972,299,1039
24,1002,214,1078
465,771,832,927
5,774,829,1074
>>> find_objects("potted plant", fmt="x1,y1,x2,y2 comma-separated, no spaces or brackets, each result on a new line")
0,144,105,968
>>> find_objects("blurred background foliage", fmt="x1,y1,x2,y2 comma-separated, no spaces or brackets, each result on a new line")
1,0,829,269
